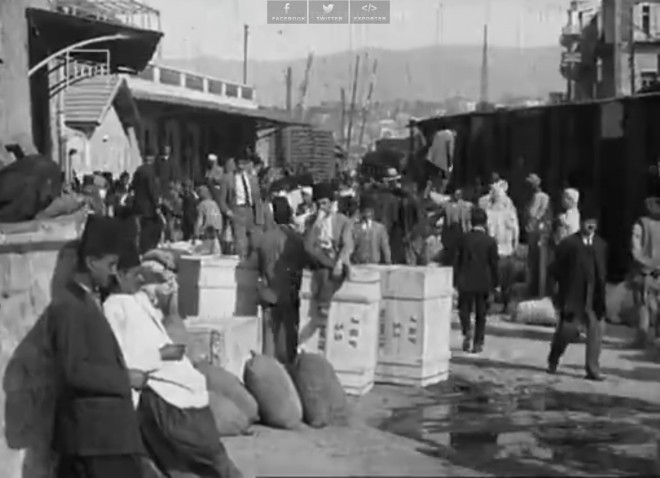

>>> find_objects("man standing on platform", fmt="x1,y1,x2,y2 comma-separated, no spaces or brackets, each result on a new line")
48,216,145,478
218,155,265,258
132,153,162,253
454,207,499,354
547,205,607,381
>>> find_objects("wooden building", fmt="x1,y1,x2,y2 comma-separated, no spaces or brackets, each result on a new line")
412,93,660,281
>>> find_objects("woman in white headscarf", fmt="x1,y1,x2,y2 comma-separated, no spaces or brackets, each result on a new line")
555,188,580,244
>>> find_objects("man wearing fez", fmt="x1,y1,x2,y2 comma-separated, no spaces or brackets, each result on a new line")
548,203,607,381
48,216,145,478
256,197,306,364
303,182,354,320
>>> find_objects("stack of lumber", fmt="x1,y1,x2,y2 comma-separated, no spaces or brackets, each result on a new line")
276,126,338,181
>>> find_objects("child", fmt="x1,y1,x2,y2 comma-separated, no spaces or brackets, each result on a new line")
195,185,223,254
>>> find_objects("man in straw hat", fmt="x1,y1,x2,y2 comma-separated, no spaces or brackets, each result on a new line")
48,215,145,478
548,200,607,381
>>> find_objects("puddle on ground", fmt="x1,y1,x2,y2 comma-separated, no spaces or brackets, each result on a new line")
375,378,659,475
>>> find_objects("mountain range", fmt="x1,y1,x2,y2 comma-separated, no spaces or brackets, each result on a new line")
163,44,566,107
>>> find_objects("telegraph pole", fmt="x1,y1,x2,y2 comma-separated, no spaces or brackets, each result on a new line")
243,24,249,84
285,66,292,112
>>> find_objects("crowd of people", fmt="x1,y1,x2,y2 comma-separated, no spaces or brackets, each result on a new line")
45,142,660,478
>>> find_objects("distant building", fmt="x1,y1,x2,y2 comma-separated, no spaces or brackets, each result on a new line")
561,0,660,99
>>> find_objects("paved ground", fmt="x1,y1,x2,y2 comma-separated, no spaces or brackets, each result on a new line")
225,317,660,477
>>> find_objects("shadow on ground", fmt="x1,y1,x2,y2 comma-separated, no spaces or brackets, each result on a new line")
371,376,660,476
564,363,660,383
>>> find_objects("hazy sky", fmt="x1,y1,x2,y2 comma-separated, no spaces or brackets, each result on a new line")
144,0,577,61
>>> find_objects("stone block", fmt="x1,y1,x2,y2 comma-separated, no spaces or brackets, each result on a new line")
0,213,83,478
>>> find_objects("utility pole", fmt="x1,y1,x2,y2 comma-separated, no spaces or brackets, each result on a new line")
358,58,378,148
285,66,292,112
345,54,360,154
479,24,489,106
628,0,636,94
243,24,249,84
339,87,347,145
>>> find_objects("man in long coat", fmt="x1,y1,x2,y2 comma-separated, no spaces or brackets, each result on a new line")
547,204,607,380
48,216,145,478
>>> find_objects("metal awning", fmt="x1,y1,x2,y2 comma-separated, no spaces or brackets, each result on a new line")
26,8,162,73
130,89,306,129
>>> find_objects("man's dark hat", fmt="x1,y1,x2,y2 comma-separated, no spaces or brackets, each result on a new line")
580,198,600,221
272,196,292,225
117,241,141,271
79,215,128,259
312,182,334,202
359,195,377,211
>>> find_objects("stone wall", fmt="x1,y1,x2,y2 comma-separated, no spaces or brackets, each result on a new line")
0,0,50,157
0,213,85,478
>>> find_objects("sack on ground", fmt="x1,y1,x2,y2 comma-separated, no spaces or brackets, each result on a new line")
196,363,259,423
208,390,251,437
291,352,348,428
513,297,557,326
243,353,302,429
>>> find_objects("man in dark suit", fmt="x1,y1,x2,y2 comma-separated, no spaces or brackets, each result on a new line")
132,154,162,253
256,197,307,365
48,216,145,478
218,155,265,258
547,205,607,380
454,207,499,353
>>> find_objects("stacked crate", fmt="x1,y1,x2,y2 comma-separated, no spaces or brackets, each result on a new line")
276,126,337,181
177,255,262,382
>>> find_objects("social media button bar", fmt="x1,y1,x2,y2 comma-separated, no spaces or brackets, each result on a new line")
267,0,308,24
309,0,349,24
349,0,390,24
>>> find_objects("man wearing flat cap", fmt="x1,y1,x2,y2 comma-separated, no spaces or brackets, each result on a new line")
48,216,145,478
548,201,607,381
303,182,354,320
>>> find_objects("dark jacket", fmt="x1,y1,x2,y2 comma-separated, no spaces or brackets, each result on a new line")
553,232,607,317
256,224,306,305
454,228,499,293
48,281,142,456
131,163,159,218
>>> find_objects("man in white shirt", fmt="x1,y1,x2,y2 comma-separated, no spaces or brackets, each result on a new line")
104,245,242,478
218,155,266,258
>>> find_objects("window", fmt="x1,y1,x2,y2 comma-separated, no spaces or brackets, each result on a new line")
642,4,651,36
641,71,657,89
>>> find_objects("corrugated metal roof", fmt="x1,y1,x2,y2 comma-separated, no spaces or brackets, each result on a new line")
65,75,121,127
